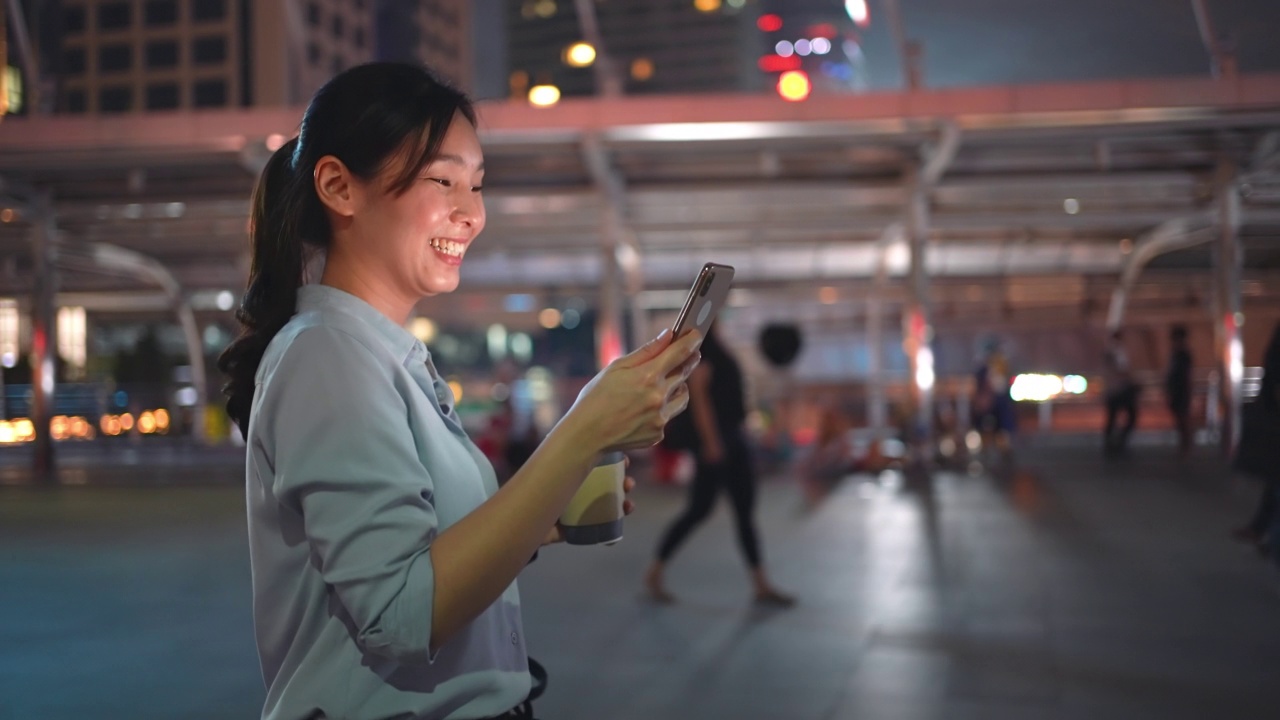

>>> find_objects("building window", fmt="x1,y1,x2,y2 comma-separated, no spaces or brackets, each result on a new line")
99,44,133,73
98,2,132,30
193,79,227,107
192,36,227,65
353,26,366,49
99,86,133,113
65,89,87,113
307,2,321,25
145,41,179,69
331,15,344,39
63,6,87,33
63,47,87,75
192,0,227,22
307,42,321,65
331,55,345,75
146,83,180,110
144,1,179,27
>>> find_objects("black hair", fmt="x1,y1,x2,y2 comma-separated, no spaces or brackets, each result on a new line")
217,62,476,438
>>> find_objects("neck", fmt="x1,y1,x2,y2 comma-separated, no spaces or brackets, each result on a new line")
320,251,415,325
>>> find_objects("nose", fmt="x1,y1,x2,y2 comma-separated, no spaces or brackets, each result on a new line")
452,188,484,230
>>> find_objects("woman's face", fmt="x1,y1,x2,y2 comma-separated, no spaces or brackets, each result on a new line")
351,111,486,301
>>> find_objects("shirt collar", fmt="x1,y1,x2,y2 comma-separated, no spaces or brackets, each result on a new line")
296,284,424,364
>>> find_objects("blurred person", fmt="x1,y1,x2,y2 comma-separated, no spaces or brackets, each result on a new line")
972,339,1014,458
644,323,794,607
217,63,703,720
1102,329,1140,457
1165,324,1194,456
1232,320,1280,558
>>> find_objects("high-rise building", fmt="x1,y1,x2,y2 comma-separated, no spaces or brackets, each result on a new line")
46,0,469,113
377,0,472,91
504,0,759,99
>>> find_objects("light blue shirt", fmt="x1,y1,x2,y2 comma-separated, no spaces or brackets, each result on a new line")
246,284,529,720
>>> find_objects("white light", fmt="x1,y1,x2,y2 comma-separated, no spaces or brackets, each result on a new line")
215,290,235,311
1,352,14,369
528,84,561,107
811,37,832,55
964,430,982,452
794,39,812,56
915,347,935,392
123,203,143,219
727,0,745,6
1010,374,1064,403
845,0,869,25
510,333,533,364
1063,198,1080,215
1063,375,1088,394
175,386,198,407
409,317,437,343
775,40,794,57
164,202,186,218
487,324,508,361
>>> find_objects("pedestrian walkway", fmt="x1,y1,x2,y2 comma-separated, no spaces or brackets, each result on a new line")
1,443,1277,719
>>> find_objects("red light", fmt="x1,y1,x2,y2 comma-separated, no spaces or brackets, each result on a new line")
777,70,811,101
757,14,782,32
758,54,802,73
808,23,838,39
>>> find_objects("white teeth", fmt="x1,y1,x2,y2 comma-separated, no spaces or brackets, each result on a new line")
430,238,465,257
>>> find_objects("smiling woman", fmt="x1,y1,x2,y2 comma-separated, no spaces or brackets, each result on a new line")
215,62,703,720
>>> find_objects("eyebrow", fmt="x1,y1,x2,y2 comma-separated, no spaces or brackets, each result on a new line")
433,153,484,172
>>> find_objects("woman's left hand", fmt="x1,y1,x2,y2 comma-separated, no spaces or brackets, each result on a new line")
541,463,637,546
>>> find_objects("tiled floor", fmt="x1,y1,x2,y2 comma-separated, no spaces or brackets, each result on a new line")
1,442,1277,719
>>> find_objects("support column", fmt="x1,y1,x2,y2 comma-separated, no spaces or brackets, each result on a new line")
30,192,57,482
1214,163,1243,456
904,171,934,449
867,223,902,437
582,135,642,365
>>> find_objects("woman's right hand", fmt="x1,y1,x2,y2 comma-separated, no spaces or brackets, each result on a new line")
566,329,703,454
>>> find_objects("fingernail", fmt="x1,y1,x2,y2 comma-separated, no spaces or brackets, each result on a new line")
657,328,670,340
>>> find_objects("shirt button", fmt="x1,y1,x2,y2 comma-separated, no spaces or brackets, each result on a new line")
510,632,519,645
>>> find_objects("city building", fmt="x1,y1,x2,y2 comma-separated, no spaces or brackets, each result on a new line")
44,0,469,113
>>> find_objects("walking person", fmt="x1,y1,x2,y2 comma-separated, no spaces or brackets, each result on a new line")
1165,324,1194,456
218,62,703,720
1232,321,1280,560
1103,329,1140,456
644,324,795,607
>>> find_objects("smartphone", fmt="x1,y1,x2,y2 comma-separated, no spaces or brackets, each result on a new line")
671,262,735,338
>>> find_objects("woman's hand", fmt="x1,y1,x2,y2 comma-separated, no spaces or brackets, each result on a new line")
541,474,638,545
565,329,703,454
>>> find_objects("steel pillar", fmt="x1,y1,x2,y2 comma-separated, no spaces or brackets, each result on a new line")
904,170,934,447
1213,163,1243,456
30,192,57,482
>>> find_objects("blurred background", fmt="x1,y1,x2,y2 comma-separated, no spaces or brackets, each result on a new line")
2,1,1280,718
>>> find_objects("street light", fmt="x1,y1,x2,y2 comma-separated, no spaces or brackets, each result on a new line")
528,84,561,107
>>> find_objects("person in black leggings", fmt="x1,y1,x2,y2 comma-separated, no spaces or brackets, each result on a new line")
645,323,794,606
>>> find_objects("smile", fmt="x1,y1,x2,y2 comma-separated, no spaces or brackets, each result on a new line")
430,238,466,258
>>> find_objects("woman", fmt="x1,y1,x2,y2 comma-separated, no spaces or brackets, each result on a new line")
644,323,793,606
218,63,701,720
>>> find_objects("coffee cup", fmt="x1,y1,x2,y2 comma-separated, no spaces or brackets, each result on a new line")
559,451,626,545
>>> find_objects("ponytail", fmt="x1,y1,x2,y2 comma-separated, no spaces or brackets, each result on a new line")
217,137,318,438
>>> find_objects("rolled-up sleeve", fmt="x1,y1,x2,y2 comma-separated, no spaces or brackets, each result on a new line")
259,326,440,663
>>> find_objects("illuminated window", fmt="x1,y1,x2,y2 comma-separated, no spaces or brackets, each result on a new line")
0,300,18,369
57,307,87,374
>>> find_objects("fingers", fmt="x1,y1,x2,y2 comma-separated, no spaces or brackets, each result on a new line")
651,329,703,376
623,476,636,493
662,382,691,422
619,327,672,367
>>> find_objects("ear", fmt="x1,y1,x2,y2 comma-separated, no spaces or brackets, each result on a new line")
313,155,360,218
